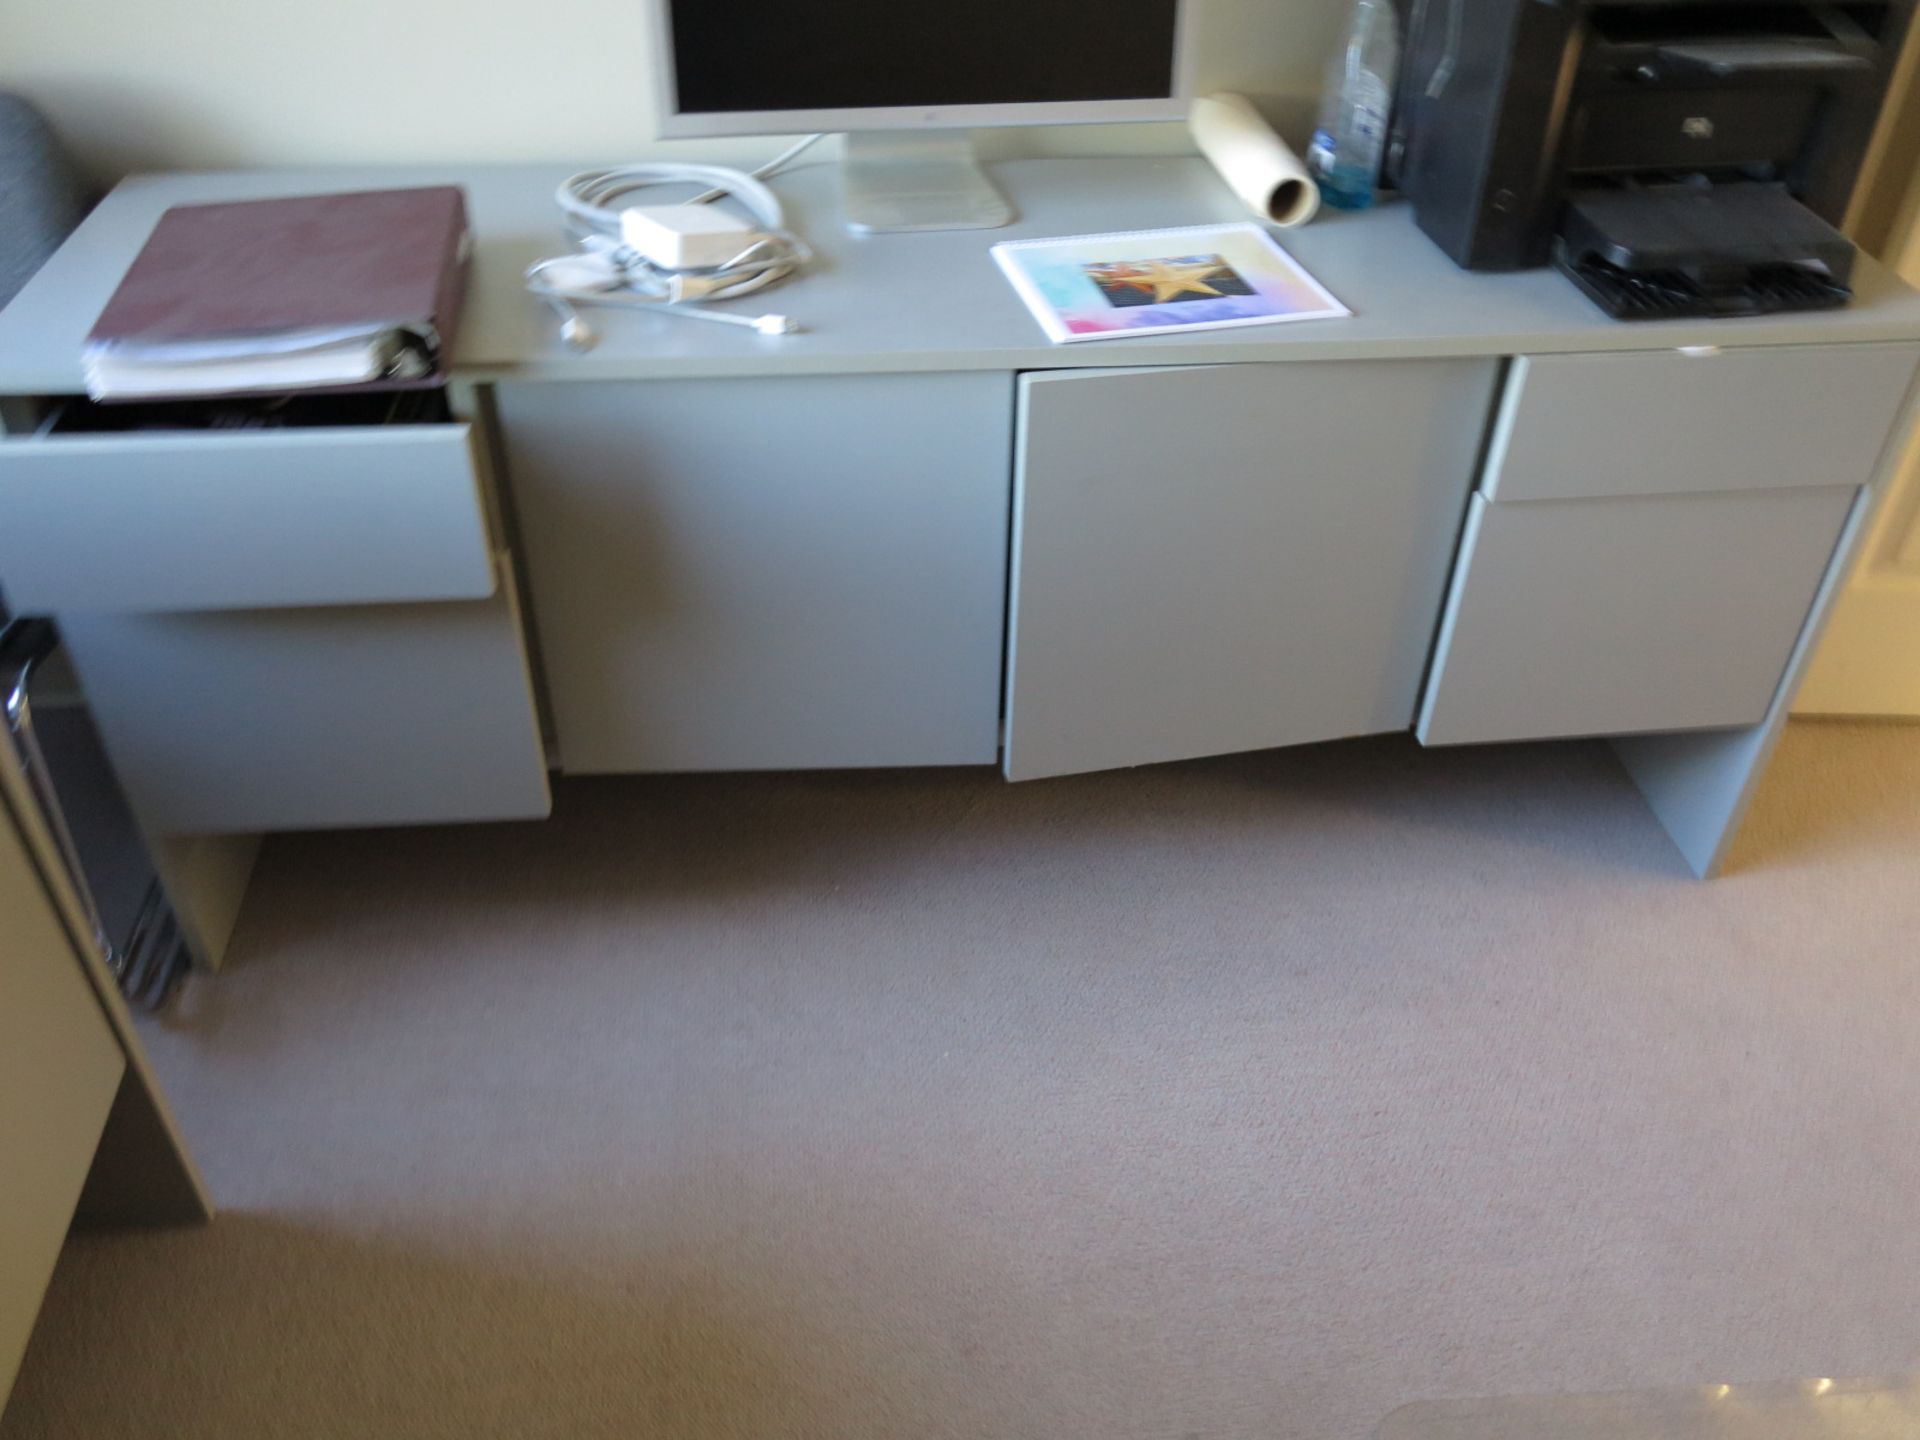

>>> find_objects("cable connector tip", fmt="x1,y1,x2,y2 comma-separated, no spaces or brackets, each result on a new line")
755,314,799,336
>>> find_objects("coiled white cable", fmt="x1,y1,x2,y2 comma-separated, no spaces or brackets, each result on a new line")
526,135,823,347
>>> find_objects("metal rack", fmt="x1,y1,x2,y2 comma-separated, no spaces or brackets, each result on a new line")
1,617,188,1011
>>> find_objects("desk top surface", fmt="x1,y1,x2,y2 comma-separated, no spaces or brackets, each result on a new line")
6,156,1920,392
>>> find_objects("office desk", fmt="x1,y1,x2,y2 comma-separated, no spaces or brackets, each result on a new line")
1,158,1916,954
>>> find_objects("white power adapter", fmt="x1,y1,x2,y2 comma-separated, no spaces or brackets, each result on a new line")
620,204,762,270
529,156,814,343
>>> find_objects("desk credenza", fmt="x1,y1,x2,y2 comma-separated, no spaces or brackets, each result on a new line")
2,159,1917,958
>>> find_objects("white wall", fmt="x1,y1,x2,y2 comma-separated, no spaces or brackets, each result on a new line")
0,0,1344,179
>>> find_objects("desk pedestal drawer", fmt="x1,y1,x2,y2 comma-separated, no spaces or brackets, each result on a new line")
1483,344,1920,503
59,563,550,833
1418,488,1857,746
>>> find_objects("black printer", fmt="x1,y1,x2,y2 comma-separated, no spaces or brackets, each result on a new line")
1387,0,1915,318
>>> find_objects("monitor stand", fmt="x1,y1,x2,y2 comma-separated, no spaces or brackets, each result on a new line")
840,131,1016,234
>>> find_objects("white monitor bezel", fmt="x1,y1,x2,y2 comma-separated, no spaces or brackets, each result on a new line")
646,0,1197,139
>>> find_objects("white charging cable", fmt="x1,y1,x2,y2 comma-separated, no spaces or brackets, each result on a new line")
526,134,823,348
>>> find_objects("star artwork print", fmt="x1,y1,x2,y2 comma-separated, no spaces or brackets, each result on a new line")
1085,255,1257,309
992,222,1349,343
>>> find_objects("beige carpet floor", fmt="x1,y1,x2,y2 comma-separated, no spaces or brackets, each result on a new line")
6,723,1920,1440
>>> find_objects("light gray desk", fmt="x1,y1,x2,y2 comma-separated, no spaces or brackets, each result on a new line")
10,158,1920,385
1,158,1916,947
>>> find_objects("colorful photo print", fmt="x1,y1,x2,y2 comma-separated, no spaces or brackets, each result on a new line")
1085,255,1257,309
993,223,1349,343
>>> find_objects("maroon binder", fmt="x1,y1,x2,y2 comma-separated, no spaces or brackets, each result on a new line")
86,185,470,399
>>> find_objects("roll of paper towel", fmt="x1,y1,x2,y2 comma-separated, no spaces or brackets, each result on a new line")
1189,92,1320,229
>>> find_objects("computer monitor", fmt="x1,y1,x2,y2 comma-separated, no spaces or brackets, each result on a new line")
646,0,1194,233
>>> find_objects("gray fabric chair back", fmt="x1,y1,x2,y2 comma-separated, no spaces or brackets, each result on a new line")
0,94,91,308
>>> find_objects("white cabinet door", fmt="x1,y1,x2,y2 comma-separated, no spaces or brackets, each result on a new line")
495,373,1012,772
0,782,124,1403
1004,359,1500,781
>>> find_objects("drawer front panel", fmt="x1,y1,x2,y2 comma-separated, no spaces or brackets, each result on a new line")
0,424,495,612
1418,487,1858,746
58,561,550,833
1484,343,1920,503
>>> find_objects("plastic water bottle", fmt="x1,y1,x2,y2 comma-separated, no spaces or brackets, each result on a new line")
1308,0,1401,211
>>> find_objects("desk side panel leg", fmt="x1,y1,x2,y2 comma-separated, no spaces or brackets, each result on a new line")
153,831,259,971
1620,371,1920,876
1616,482,1877,877
76,1068,215,1227
1617,368,1920,877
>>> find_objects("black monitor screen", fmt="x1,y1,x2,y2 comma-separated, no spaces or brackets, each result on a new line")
667,0,1181,115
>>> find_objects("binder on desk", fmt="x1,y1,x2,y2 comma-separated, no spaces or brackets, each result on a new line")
82,186,471,402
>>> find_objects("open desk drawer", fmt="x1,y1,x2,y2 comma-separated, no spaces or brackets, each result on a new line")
0,394,497,613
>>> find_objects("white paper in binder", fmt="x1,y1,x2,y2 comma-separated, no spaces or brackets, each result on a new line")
1189,92,1321,229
